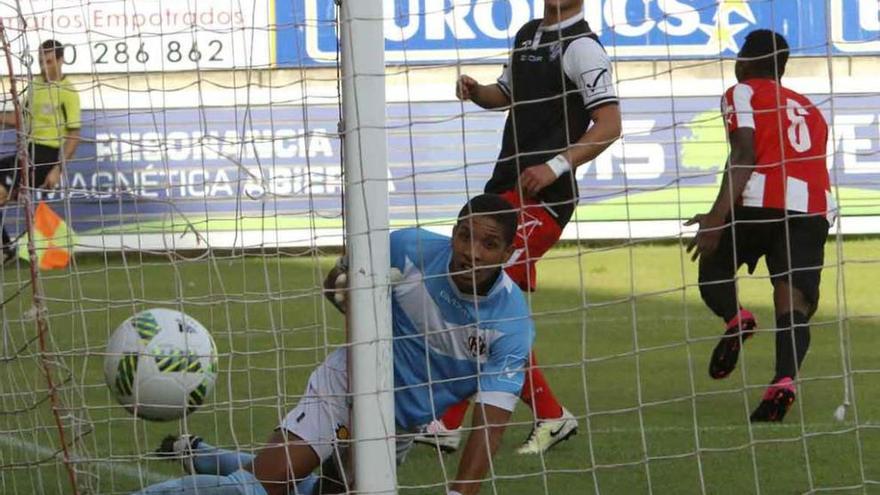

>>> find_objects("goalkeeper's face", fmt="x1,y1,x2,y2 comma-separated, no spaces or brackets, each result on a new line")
450,216,514,295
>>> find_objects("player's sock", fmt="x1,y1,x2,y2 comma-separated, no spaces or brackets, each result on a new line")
699,281,740,323
293,474,320,495
774,311,810,380
157,435,255,476
133,469,267,495
520,352,563,420
191,441,256,476
440,399,470,430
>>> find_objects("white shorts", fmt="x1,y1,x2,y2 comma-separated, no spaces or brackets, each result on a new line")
280,348,351,462
279,348,415,466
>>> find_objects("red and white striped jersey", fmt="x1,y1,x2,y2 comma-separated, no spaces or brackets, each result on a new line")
722,78,835,218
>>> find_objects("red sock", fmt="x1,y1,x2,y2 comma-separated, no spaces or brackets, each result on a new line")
520,352,563,420
440,398,471,430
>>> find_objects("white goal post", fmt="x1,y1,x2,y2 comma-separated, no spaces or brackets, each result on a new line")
338,0,396,492
0,1,877,495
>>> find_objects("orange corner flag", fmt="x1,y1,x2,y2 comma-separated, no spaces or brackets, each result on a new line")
16,202,75,270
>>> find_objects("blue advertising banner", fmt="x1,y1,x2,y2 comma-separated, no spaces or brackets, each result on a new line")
2,93,879,241
274,0,880,66
0,107,342,235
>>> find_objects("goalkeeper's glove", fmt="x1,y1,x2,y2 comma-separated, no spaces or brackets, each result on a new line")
327,256,348,313
325,256,404,314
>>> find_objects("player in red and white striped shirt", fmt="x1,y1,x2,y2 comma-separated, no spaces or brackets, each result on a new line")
686,30,834,422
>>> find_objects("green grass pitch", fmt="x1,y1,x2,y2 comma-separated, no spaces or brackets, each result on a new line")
0,238,878,494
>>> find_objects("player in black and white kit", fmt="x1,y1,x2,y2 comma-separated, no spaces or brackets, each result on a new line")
415,0,622,455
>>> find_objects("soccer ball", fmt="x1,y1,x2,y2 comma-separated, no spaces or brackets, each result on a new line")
104,308,218,421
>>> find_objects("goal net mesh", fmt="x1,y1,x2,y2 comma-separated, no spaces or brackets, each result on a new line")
0,1,878,494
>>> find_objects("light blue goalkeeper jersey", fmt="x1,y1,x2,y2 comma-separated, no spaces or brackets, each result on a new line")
390,228,534,430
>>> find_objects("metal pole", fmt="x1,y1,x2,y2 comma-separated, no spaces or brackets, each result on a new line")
339,0,395,493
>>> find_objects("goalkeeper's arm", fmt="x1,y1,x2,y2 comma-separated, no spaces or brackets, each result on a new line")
448,401,512,495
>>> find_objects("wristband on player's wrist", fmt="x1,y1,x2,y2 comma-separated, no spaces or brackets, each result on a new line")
546,154,572,178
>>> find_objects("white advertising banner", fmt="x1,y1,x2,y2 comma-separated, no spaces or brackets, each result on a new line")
0,0,271,74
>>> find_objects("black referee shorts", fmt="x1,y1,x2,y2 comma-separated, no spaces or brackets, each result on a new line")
698,206,830,307
0,143,60,194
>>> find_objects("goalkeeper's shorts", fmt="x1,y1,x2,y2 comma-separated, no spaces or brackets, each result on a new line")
279,348,413,465
280,348,351,462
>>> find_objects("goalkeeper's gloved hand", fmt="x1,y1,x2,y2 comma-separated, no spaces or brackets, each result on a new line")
325,256,404,314
389,267,403,285
326,256,348,313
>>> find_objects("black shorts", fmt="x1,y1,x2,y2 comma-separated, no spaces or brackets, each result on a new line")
699,207,829,307
0,143,60,194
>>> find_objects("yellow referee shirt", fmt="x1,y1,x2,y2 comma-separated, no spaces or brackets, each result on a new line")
26,76,81,149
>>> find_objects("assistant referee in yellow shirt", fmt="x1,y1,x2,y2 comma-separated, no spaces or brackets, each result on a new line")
0,39,81,259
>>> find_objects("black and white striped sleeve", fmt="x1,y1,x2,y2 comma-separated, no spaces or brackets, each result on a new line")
562,37,618,111
496,53,512,99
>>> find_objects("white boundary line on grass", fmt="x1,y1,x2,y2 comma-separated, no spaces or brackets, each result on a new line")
584,421,874,434
0,434,168,485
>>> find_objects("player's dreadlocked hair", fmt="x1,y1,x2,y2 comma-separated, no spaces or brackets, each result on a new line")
740,29,789,78
457,194,518,246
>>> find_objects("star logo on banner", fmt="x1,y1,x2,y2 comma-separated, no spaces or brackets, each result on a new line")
699,0,756,53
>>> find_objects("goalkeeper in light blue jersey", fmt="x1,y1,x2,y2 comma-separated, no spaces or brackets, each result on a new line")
134,194,534,495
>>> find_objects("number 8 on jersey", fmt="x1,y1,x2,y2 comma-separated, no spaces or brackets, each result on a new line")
722,79,833,217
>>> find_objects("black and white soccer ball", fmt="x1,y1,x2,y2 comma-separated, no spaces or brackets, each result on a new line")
104,308,218,421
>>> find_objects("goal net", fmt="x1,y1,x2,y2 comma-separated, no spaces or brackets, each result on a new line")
0,0,878,494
